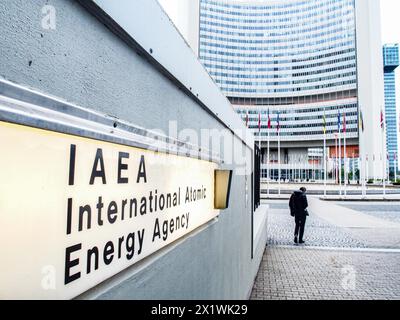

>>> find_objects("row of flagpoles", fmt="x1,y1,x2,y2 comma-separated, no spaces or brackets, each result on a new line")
249,109,280,196
245,107,395,197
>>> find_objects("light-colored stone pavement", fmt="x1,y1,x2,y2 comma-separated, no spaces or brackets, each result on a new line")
251,199,400,300
251,247,400,300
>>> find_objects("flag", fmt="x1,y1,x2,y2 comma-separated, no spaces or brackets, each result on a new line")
381,110,385,130
276,112,280,133
323,112,327,134
337,111,341,133
359,109,364,132
245,111,249,127
258,112,261,132
343,113,346,134
267,108,271,129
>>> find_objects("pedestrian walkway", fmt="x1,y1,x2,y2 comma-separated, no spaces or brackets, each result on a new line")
251,199,400,300
251,246,400,300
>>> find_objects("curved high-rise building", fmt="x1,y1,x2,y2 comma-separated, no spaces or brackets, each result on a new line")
160,0,386,180
200,0,357,138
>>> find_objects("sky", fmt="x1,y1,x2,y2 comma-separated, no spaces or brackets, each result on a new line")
381,0,400,106
381,0,400,44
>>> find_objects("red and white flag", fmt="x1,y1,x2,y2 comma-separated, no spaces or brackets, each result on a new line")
258,112,261,132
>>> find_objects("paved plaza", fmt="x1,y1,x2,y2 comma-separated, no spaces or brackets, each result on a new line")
251,198,400,300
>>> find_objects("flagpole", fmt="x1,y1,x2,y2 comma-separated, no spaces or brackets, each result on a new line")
276,112,281,197
267,128,270,197
324,132,327,197
339,131,342,196
311,155,313,181
381,110,386,197
299,156,301,182
294,159,296,182
362,155,366,197
382,151,386,196
259,111,262,196
300,155,303,182
267,112,270,197
298,157,300,182
383,142,386,197
386,153,389,185
278,130,281,197
335,134,338,185
344,116,347,197
395,153,397,183
294,161,296,182
388,153,390,185
293,161,295,181
365,155,368,197
352,153,355,184
313,155,315,181
298,156,300,182
260,133,262,181
366,154,369,190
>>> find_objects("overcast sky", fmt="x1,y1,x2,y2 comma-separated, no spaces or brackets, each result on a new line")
381,0,399,44
381,0,400,118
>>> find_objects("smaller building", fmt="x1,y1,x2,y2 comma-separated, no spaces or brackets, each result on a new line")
383,44,400,178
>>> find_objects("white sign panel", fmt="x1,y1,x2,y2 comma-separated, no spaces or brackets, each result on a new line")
0,121,218,299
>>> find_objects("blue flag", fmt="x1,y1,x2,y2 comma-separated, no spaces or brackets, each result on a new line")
276,112,280,133
337,111,341,132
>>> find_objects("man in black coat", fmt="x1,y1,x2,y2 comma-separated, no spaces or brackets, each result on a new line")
289,187,309,244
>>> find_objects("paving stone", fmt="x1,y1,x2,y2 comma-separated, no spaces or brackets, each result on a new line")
251,201,400,300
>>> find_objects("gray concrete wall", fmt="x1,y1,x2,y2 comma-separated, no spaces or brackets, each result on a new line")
0,0,265,299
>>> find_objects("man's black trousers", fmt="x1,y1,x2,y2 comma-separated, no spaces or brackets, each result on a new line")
294,215,307,241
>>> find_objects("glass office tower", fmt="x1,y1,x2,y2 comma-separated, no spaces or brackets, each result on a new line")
383,44,399,177
197,0,386,180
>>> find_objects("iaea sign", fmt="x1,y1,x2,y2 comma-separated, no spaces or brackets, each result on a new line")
0,121,218,299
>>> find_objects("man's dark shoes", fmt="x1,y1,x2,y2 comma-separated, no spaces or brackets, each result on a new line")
294,236,298,244
299,240,305,244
